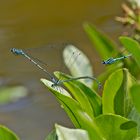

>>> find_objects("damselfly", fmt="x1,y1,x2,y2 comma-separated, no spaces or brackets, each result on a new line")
102,54,132,65
10,48,101,88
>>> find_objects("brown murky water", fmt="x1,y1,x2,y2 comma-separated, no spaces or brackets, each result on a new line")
0,0,123,140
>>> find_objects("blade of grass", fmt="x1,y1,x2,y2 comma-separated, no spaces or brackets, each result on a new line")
83,22,117,59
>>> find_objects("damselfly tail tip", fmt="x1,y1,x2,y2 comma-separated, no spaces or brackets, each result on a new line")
98,82,102,89
123,53,132,58
10,48,14,53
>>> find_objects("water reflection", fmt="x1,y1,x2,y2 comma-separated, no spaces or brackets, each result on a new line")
0,0,123,140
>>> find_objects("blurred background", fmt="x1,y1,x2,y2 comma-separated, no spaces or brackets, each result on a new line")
0,0,123,140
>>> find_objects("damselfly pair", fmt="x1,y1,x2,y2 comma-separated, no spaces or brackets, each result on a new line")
10,46,101,89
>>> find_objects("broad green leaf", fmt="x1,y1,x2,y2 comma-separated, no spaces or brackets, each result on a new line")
102,69,123,114
128,107,140,136
41,78,104,140
0,125,19,140
41,79,80,128
0,86,28,105
63,45,93,87
103,68,135,116
45,130,57,140
83,22,117,59
95,114,137,140
130,84,140,113
119,36,140,68
135,137,140,140
55,124,89,140
54,71,102,117
114,68,135,117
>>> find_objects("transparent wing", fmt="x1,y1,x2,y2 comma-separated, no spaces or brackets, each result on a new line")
63,45,94,86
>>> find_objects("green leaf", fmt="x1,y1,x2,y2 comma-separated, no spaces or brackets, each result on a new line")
45,130,57,140
119,36,140,68
41,78,104,140
102,69,123,114
130,84,140,113
95,114,137,140
54,71,102,117
83,22,117,59
114,68,135,117
103,68,135,116
0,125,19,140
128,107,140,136
63,45,93,86
41,79,80,127
0,86,28,105
55,124,90,140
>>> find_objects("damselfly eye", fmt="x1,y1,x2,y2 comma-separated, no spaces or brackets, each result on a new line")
10,48,14,52
11,48,17,54
102,61,105,64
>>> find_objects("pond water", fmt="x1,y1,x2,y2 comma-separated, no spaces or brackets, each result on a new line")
0,0,123,140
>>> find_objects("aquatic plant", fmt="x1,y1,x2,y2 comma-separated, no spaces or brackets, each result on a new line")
41,24,140,139
2,1,140,139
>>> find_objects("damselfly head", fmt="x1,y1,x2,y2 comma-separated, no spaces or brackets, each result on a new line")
51,82,59,88
51,83,55,88
102,60,106,64
10,48,24,56
10,48,15,53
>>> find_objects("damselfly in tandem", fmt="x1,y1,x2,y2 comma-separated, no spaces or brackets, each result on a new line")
10,45,101,88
